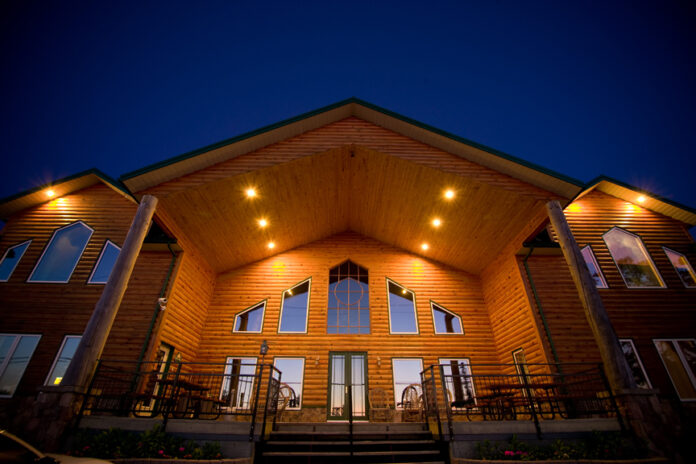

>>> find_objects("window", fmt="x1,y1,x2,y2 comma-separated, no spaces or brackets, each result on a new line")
654,339,696,401
387,279,418,334
45,335,81,386
28,221,93,283
327,260,370,334
0,334,41,397
440,358,476,406
274,357,304,409
581,246,608,288
278,279,311,333
220,357,257,409
0,240,31,282
511,349,533,398
663,247,696,288
431,302,463,334
88,241,121,284
233,301,265,333
603,227,664,288
392,358,422,408
619,339,651,389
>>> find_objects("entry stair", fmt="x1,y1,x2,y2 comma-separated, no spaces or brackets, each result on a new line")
257,422,447,464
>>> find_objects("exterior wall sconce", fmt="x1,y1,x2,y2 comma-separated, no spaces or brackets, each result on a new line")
377,356,382,367
260,340,269,363
174,352,182,363
315,356,320,366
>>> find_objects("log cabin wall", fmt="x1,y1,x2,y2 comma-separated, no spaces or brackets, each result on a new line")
194,231,497,409
0,184,172,398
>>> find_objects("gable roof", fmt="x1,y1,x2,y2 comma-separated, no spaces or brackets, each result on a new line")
120,98,585,199
0,169,134,220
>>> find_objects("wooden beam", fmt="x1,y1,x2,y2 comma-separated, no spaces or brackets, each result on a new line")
62,195,158,390
545,200,635,393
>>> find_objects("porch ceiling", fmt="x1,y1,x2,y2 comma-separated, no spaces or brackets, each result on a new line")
158,146,551,274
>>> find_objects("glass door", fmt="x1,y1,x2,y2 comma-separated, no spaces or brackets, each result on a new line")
328,352,367,420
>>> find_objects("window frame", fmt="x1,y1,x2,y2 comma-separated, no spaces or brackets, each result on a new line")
0,333,42,398
278,278,312,334
0,240,32,282
27,221,94,283
439,357,477,407
580,245,608,289
653,338,696,401
618,338,652,389
602,226,665,289
391,357,423,409
386,278,419,335
220,356,258,409
430,301,464,335
232,301,266,333
273,356,305,410
44,335,81,386
662,247,696,288
87,240,121,284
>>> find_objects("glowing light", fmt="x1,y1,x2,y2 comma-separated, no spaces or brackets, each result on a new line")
421,243,429,251
637,195,646,203
268,241,275,249
444,189,455,200
432,218,442,227
46,189,55,198
54,377,62,385
245,187,257,198
258,218,268,228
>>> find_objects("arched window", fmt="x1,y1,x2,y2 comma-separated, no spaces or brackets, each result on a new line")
602,227,664,288
327,260,370,334
28,221,93,283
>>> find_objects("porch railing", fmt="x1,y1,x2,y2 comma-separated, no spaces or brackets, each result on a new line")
421,362,623,440
78,359,282,441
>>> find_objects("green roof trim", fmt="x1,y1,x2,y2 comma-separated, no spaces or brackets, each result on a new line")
0,168,133,205
119,97,585,188
582,175,696,215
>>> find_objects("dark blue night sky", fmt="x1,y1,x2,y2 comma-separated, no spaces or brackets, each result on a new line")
1,1,694,215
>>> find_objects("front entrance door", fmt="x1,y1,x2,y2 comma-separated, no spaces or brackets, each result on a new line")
328,352,368,420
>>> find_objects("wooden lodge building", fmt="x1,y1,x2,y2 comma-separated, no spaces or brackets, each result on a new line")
0,99,695,442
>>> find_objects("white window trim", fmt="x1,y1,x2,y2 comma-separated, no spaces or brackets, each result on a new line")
27,221,94,283
619,338,652,389
44,335,81,386
439,357,477,406
0,240,32,282
273,357,305,410
653,338,696,401
391,357,423,409
602,227,665,289
581,245,608,288
386,278,419,335
232,301,266,333
662,246,696,288
0,333,42,398
87,240,121,284
278,278,311,334
430,301,464,335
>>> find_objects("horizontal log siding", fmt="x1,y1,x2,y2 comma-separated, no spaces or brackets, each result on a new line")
144,117,553,201
542,190,696,397
195,231,496,408
0,185,171,396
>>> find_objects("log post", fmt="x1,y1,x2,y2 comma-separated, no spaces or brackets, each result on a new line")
62,194,158,390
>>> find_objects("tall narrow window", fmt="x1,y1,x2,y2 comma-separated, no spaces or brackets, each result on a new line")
440,358,476,407
327,260,370,334
654,339,696,401
392,358,423,409
581,246,608,288
511,349,533,399
88,240,121,284
0,334,41,397
619,339,651,389
431,302,463,334
274,357,304,409
45,335,81,386
387,279,418,334
279,279,311,333
603,227,664,288
663,247,696,288
0,240,31,282
28,221,93,283
220,357,257,409
233,302,265,333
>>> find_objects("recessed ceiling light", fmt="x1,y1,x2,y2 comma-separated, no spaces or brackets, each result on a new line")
432,218,442,227
421,243,429,251
245,187,257,198
258,218,268,228
268,241,275,249
637,195,646,203
46,189,55,198
444,189,455,200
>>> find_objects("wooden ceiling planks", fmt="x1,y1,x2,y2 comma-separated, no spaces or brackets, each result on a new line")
156,145,550,275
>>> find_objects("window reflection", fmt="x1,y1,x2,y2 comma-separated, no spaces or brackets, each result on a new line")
0,241,31,282
327,261,370,334
0,334,41,397
663,247,696,288
279,279,310,333
29,222,93,283
274,358,304,409
392,358,422,408
432,303,463,334
603,227,664,288
654,339,696,400
387,280,417,334
234,302,265,332
619,339,651,389
88,241,121,284
46,336,81,385
581,246,608,288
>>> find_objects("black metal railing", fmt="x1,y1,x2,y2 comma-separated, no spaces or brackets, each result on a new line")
421,362,622,439
78,360,283,441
